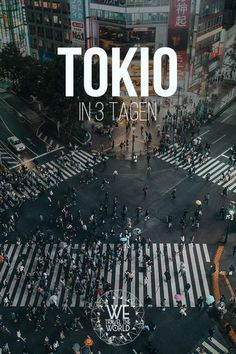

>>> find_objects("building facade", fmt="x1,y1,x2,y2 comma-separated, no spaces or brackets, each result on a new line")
0,0,28,53
89,0,170,95
24,0,72,61
188,0,225,93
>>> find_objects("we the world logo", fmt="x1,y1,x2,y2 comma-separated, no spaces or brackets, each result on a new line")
91,290,145,346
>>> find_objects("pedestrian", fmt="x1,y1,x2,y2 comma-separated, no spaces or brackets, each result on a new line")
161,298,166,311
143,185,148,198
171,188,176,200
185,283,191,292
197,296,203,310
232,245,236,256
164,270,171,282
222,186,228,196
208,328,215,341
179,305,187,317
204,192,210,205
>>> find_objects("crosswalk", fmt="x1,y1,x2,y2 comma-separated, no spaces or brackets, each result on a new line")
156,146,236,193
0,149,108,213
0,242,211,308
194,337,229,353
0,145,18,167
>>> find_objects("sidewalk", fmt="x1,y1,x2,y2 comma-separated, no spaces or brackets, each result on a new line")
212,233,236,345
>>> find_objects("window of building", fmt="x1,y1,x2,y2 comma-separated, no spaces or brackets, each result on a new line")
34,1,41,7
37,26,44,37
54,30,62,41
45,28,53,39
43,1,49,8
29,24,36,35
27,11,35,23
53,16,61,25
46,42,54,52
64,31,72,43
44,15,51,24
38,39,44,48
52,2,61,11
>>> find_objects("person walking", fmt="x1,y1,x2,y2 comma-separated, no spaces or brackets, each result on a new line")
185,283,191,292
197,296,203,310
232,245,236,256
161,298,166,311
143,185,148,199
171,188,176,200
204,192,210,205
208,328,215,341
164,270,171,282
179,305,187,317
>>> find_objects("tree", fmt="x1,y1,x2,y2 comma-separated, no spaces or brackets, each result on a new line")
0,43,26,91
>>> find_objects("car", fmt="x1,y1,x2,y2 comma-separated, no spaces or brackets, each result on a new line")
7,136,26,153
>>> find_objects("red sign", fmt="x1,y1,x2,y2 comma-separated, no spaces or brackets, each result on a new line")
72,21,84,28
177,51,187,80
169,0,191,29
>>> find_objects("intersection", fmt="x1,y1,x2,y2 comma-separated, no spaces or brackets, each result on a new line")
0,93,235,354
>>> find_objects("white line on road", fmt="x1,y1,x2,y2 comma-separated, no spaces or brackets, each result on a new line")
222,154,228,158
212,135,226,145
0,113,38,156
221,113,233,122
199,129,210,137
9,145,64,169
132,350,138,354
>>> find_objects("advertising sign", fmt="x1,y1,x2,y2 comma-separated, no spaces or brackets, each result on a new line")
168,0,191,81
70,0,85,46
169,0,191,30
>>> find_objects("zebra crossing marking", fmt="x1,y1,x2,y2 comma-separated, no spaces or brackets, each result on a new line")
0,145,18,166
195,337,229,353
156,146,236,194
0,242,211,308
0,149,108,213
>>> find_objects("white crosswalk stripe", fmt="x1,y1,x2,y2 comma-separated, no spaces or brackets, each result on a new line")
0,242,211,308
0,149,108,213
0,146,18,166
156,148,236,194
194,337,229,353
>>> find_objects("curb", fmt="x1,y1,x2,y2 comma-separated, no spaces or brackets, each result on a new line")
212,244,236,344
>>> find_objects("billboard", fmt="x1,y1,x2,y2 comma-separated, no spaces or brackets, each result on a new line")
169,0,191,30
70,0,85,46
168,0,191,81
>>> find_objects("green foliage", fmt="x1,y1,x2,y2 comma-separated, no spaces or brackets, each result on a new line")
0,44,122,126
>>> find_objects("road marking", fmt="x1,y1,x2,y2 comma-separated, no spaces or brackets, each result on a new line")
9,145,64,169
222,154,229,158
211,135,226,145
199,129,210,137
203,244,210,262
132,350,138,354
25,145,37,156
221,113,233,122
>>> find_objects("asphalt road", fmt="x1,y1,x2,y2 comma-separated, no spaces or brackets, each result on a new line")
0,100,236,354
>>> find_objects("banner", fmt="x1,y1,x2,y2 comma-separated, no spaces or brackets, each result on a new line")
70,0,85,46
169,0,191,30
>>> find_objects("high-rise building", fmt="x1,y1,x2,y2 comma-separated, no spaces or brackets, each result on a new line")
0,0,28,53
90,0,170,95
24,0,73,61
188,0,225,93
